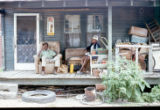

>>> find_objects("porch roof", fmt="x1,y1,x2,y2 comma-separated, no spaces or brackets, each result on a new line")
0,0,159,8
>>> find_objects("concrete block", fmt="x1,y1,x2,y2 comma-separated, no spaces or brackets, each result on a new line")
0,91,17,99
0,83,18,99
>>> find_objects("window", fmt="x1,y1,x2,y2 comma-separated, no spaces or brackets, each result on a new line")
64,15,80,33
64,15,81,47
87,15,103,32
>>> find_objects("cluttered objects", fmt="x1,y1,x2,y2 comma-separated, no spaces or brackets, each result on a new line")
34,21,159,76
114,25,155,71
90,48,108,77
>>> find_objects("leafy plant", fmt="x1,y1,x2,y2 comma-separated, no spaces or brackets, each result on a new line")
102,57,150,103
142,85,160,102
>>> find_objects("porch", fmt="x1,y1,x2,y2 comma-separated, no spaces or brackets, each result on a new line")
0,71,101,85
0,70,160,85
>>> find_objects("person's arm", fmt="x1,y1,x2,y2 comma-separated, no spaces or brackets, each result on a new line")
52,50,56,57
97,43,101,48
50,50,56,58
86,44,92,52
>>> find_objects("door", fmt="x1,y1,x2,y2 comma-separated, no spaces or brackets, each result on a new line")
14,13,39,70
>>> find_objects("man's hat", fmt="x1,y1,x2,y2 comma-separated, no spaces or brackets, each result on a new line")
92,35,99,41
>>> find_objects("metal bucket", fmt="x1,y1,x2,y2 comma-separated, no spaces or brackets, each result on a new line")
84,87,96,102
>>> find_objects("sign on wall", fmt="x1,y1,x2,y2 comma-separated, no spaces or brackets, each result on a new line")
47,17,54,36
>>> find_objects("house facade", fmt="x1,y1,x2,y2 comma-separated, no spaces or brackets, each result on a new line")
0,0,159,71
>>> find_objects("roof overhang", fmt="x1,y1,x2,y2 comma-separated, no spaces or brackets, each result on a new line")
0,0,159,9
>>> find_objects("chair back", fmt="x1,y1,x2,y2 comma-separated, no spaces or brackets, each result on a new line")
65,48,85,60
40,41,60,54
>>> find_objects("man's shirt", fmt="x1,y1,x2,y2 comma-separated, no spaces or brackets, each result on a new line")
40,49,56,59
86,43,100,53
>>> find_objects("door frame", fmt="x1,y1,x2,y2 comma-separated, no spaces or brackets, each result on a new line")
14,13,40,70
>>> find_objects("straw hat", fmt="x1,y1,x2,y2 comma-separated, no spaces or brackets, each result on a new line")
92,35,99,41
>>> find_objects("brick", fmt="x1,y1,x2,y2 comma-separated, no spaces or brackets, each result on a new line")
0,83,18,99
95,84,106,91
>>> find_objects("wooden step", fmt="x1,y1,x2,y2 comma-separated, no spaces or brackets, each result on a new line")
152,28,160,34
148,23,158,28
148,20,156,25
151,27,159,32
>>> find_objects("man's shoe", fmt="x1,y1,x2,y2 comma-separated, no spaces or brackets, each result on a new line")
76,71,84,75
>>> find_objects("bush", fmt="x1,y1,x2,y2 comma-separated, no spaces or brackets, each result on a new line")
142,85,160,102
102,58,150,103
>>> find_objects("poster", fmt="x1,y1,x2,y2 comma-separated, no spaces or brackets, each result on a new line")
47,17,54,36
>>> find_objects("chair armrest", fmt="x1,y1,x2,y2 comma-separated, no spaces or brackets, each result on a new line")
33,55,40,64
33,55,41,74
57,53,62,59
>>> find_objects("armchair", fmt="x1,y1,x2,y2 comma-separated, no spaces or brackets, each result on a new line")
34,41,62,74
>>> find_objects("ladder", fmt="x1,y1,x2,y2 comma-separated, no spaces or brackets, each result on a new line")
145,19,160,42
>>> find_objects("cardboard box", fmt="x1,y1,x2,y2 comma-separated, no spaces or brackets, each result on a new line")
131,35,148,43
119,49,132,60
129,26,148,37
57,64,68,73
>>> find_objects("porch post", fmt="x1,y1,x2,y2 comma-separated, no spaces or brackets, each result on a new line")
0,13,4,71
0,14,2,70
108,0,112,61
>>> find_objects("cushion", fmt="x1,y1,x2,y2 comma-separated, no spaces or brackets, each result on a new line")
69,57,81,61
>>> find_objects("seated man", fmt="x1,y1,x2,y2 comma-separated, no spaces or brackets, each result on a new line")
38,42,61,74
77,35,100,74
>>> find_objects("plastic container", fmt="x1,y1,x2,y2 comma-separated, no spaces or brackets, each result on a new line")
70,64,74,73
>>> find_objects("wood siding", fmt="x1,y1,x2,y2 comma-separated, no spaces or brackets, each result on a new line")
112,7,154,44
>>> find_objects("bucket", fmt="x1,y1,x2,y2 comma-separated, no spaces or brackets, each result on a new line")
84,87,96,101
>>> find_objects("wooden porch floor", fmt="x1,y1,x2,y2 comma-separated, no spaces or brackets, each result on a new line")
0,70,98,79
0,71,101,85
0,71,160,85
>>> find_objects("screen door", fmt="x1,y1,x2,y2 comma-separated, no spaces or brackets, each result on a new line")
14,13,39,70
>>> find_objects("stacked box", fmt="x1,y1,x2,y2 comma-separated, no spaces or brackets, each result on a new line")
129,26,148,37
131,35,148,43
129,26,148,43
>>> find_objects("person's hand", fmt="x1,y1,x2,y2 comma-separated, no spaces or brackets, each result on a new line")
83,49,87,53
41,46,45,51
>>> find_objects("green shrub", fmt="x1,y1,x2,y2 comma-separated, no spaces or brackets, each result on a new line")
102,58,150,103
142,85,160,102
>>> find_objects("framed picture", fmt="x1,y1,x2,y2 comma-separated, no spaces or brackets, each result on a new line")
47,17,54,36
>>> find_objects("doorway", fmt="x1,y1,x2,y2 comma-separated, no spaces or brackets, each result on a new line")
14,13,40,70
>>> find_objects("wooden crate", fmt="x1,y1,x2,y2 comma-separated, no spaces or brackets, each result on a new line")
129,26,148,37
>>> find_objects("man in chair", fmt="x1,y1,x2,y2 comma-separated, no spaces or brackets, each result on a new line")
38,42,60,74
77,35,100,74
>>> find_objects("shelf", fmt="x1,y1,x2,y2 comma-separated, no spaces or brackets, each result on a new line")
91,64,107,68
89,54,107,57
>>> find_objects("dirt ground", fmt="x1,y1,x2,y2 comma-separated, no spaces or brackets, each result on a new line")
0,85,160,107
0,96,160,108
